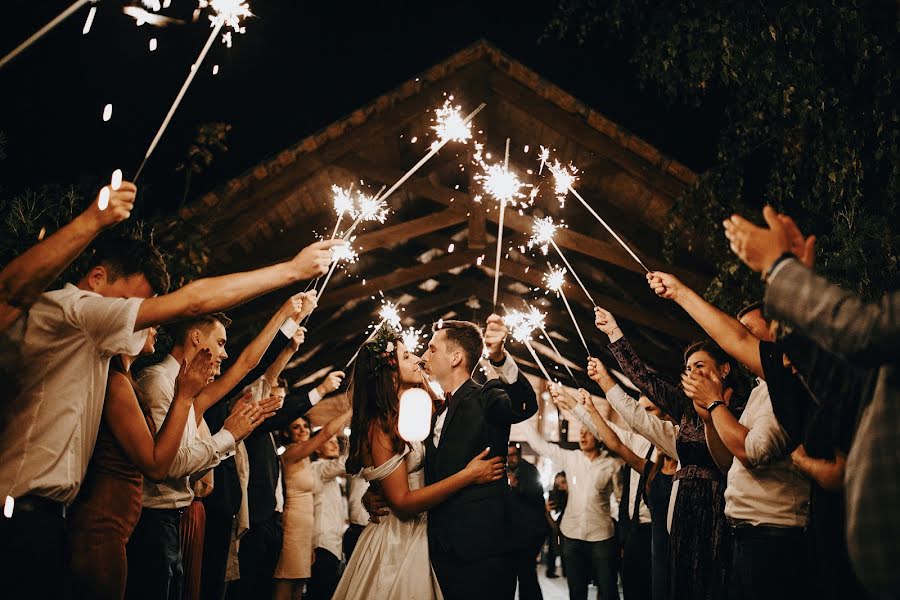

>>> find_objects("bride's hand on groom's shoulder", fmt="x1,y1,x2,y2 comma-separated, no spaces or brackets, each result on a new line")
464,447,506,485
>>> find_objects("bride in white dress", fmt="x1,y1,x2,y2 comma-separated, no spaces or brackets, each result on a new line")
332,327,504,600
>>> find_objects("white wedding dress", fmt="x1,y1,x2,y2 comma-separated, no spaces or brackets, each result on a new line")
332,441,443,600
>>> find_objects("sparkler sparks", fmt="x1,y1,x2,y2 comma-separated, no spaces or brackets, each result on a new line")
544,266,567,293
547,159,578,207
431,99,474,148
528,216,560,254
475,161,526,207
378,301,402,331
503,308,555,381
200,0,252,34
537,145,550,174
400,327,424,353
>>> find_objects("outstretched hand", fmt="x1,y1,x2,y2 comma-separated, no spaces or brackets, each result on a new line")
647,271,685,301
89,182,137,229
593,307,621,340
292,239,347,280
722,205,814,274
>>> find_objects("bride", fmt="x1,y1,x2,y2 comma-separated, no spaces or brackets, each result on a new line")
332,325,504,600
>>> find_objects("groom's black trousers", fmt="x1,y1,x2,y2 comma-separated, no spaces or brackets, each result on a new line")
430,542,517,600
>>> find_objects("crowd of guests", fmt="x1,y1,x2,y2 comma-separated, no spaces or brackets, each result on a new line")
0,180,896,600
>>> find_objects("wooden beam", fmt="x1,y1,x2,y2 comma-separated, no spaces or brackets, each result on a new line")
336,155,708,290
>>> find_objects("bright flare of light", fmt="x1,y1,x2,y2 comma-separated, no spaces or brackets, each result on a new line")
149,38,158,51
547,159,578,207
398,388,432,442
544,265,567,293
529,216,559,252
142,0,162,10
431,99,473,148
3,496,13,518
475,162,525,207
102,103,113,122
330,243,358,264
427,379,445,398
98,187,111,210
400,327,424,353
379,301,402,331
356,194,388,224
82,6,97,34
504,310,541,343
331,185,356,218
200,0,252,34
111,169,123,190
537,145,550,174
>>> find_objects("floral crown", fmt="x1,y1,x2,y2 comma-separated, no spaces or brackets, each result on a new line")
366,322,400,376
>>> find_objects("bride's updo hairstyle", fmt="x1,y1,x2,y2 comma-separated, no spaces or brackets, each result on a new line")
346,324,408,474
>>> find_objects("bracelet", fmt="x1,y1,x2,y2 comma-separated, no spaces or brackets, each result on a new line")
705,400,726,413
489,353,507,367
763,252,795,282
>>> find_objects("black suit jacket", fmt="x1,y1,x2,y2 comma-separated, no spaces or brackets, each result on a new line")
507,458,550,549
425,373,538,562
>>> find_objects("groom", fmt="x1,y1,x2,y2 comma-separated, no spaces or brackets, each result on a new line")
422,315,538,599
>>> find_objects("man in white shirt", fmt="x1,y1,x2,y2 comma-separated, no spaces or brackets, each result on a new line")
523,419,620,600
306,436,348,600
0,229,343,598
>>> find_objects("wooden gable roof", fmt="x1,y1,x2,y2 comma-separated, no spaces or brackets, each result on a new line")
182,40,710,385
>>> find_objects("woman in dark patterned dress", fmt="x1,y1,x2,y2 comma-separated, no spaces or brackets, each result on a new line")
594,307,744,600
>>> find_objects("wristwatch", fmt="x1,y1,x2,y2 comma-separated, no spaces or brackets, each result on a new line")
705,400,726,413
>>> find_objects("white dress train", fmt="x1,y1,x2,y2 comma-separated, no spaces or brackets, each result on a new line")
331,441,443,600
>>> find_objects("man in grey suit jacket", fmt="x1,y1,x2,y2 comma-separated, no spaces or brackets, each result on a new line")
724,205,899,600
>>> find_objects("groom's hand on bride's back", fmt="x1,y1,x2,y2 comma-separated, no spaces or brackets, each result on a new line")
362,482,390,523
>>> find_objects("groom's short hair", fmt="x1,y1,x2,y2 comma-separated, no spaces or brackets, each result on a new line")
433,320,483,372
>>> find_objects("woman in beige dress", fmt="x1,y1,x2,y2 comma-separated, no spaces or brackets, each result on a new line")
273,410,350,600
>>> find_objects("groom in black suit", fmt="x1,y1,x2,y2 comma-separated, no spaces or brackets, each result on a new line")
423,315,539,600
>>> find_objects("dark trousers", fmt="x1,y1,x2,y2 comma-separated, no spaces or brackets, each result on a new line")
0,504,67,600
727,525,808,600
229,512,282,600
562,536,618,600
545,528,566,576
621,524,652,600
199,508,234,600
305,548,341,600
513,544,544,600
342,522,366,561
430,542,516,600
125,507,184,600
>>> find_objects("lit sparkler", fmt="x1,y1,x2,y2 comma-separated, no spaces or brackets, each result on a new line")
312,241,358,305
345,299,403,368
502,309,555,382
544,266,591,356
340,192,388,241
476,138,525,308
1,0,98,70
400,326,424,354
529,215,595,306
524,302,578,383
375,100,485,206
543,151,650,273
134,0,252,181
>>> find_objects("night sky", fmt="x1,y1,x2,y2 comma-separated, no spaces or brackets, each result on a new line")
0,1,719,220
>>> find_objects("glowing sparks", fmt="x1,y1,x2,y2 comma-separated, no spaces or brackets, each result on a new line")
212,64,219,75
111,169,123,190
537,145,550,174
400,327,424,353
475,161,525,207
331,185,355,218
82,6,97,34
529,216,560,253
544,266,567,293
378,301,402,331
431,99,474,148
4,496,13,518
149,38,158,51
330,243,358,265
142,0,162,10
356,194,388,224
200,0,252,35
547,159,578,207
102,103,113,122
504,308,546,343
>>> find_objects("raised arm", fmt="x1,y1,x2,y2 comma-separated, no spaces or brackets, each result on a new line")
481,315,538,425
587,358,679,460
194,292,313,419
648,271,763,378
0,184,135,332
594,308,686,421
522,421,570,467
105,350,213,482
552,387,649,475
134,239,344,331
371,428,504,517
282,410,352,464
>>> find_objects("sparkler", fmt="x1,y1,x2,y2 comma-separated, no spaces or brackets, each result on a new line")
476,138,526,308
544,266,592,356
339,192,388,241
345,300,403,368
544,153,650,273
375,100,485,206
400,326,424,353
0,0,98,70
503,309,555,382
311,242,358,307
134,0,252,181
529,216,596,306
523,302,578,383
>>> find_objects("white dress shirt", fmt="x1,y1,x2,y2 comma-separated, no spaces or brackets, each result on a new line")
433,353,519,447
571,403,654,524
137,354,235,509
311,456,348,560
524,423,619,542
724,380,810,527
0,284,147,505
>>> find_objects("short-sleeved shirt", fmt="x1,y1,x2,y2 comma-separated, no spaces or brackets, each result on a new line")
0,284,147,505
